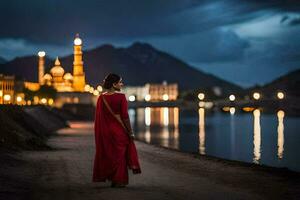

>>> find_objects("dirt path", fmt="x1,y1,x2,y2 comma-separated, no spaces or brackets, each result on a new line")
15,122,300,200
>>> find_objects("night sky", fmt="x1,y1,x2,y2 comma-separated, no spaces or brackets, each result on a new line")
1,0,300,87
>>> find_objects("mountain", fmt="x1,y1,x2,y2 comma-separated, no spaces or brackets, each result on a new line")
0,56,52,81
0,42,243,92
247,68,300,97
0,56,6,64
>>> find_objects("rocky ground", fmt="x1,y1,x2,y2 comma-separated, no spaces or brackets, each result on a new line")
1,122,299,200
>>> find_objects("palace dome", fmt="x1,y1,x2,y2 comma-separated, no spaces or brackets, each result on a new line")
63,73,73,80
43,73,52,80
50,57,64,77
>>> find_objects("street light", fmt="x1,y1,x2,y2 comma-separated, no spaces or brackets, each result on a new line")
38,51,46,57
198,93,205,100
129,95,136,102
145,94,151,102
16,96,22,103
229,94,235,101
253,92,260,100
41,98,47,104
162,94,169,101
3,94,11,102
277,92,285,99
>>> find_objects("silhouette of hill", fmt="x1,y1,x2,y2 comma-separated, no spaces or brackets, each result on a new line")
0,42,243,92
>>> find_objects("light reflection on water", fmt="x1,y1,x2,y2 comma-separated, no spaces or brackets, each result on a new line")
129,107,299,171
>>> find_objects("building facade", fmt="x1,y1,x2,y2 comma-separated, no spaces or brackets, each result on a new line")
36,34,86,93
122,81,178,102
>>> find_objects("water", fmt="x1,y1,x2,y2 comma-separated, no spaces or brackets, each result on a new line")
129,107,300,172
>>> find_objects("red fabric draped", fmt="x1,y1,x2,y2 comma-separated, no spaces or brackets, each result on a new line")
93,94,141,184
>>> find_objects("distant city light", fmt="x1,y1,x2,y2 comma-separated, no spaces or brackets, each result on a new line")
93,90,100,96
97,85,103,92
199,101,205,108
129,95,136,102
3,94,11,101
277,92,285,99
84,84,91,92
277,110,285,118
27,100,32,106
242,107,255,112
16,96,22,103
41,98,47,104
38,51,46,57
74,38,82,45
229,107,235,115
253,92,260,100
144,94,151,101
198,93,205,100
229,94,236,101
89,87,94,93
162,94,169,101
48,98,54,105
33,96,39,105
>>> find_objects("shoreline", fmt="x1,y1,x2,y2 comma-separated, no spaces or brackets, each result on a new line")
135,138,300,175
1,124,299,199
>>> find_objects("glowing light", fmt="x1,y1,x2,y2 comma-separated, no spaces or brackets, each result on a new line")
198,93,205,100
33,96,39,104
128,95,136,102
253,92,260,100
229,94,235,101
229,107,235,115
253,109,261,164
0,90,2,97
3,94,11,101
89,87,94,93
277,110,285,159
199,101,205,107
27,100,32,105
38,51,46,57
222,106,230,112
198,108,206,155
277,92,284,99
41,98,47,104
97,85,103,92
74,37,82,46
84,84,90,91
144,94,151,101
162,94,169,101
145,107,151,126
48,98,54,105
16,96,22,103
163,107,169,126
243,107,255,112
93,90,100,96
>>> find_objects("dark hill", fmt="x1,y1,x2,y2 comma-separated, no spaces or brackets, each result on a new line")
0,42,243,92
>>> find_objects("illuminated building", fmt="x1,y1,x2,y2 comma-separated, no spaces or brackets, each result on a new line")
0,74,25,105
148,81,178,101
0,74,14,104
34,34,86,93
122,81,178,102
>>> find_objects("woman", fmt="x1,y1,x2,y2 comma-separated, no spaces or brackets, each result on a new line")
93,73,141,188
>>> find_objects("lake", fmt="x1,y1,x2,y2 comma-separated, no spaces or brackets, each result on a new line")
129,107,300,172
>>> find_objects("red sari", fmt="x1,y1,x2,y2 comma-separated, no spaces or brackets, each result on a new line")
93,92,141,184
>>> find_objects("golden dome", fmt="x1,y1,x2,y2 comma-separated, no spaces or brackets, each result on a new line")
63,73,73,80
43,73,52,80
50,57,64,77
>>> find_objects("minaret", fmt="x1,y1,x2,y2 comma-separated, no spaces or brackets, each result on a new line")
72,34,86,92
38,51,46,85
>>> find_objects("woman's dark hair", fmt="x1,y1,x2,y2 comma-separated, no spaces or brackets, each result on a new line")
102,73,121,89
